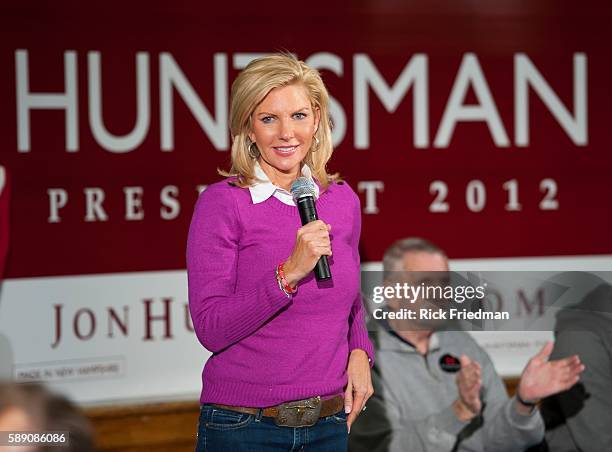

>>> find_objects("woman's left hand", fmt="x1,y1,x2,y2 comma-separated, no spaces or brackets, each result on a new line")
344,349,374,433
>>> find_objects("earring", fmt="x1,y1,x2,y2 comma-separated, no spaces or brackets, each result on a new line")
248,142,260,159
311,135,320,152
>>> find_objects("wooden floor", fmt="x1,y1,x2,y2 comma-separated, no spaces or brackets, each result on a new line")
84,378,519,451
86,400,201,452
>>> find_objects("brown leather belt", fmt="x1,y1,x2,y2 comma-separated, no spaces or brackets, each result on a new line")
213,395,344,427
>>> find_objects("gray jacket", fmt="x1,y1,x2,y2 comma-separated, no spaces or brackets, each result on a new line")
349,322,544,452
542,283,612,452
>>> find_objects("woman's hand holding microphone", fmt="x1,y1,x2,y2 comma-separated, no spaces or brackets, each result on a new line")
283,220,332,288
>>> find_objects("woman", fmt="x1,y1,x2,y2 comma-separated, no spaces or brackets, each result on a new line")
187,54,374,451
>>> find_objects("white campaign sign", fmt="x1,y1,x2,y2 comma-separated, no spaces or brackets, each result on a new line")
0,271,209,405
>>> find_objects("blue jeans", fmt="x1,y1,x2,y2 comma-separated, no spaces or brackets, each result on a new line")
196,404,348,451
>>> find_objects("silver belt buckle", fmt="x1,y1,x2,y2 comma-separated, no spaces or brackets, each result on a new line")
274,396,322,427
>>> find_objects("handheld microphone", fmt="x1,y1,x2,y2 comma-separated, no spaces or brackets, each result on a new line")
290,177,331,281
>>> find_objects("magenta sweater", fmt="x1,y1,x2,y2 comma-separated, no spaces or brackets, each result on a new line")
187,178,374,407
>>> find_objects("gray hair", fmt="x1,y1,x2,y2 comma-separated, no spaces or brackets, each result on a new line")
382,237,447,279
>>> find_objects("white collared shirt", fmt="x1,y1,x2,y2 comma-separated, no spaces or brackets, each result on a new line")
249,161,320,206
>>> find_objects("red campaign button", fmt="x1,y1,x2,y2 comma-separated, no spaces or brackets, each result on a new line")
439,354,461,373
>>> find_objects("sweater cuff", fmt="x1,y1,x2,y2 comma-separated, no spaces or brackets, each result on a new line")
265,267,295,307
437,404,470,436
508,396,542,427
349,333,375,367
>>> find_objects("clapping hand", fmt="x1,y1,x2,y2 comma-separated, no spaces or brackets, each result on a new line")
517,341,585,405
453,355,482,421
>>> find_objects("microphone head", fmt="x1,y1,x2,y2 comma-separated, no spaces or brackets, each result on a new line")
290,177,316,202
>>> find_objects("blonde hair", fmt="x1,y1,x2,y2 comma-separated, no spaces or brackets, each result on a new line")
219,53,337,189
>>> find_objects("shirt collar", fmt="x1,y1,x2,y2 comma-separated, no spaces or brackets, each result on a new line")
374,318,441,354
249,161,320,204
